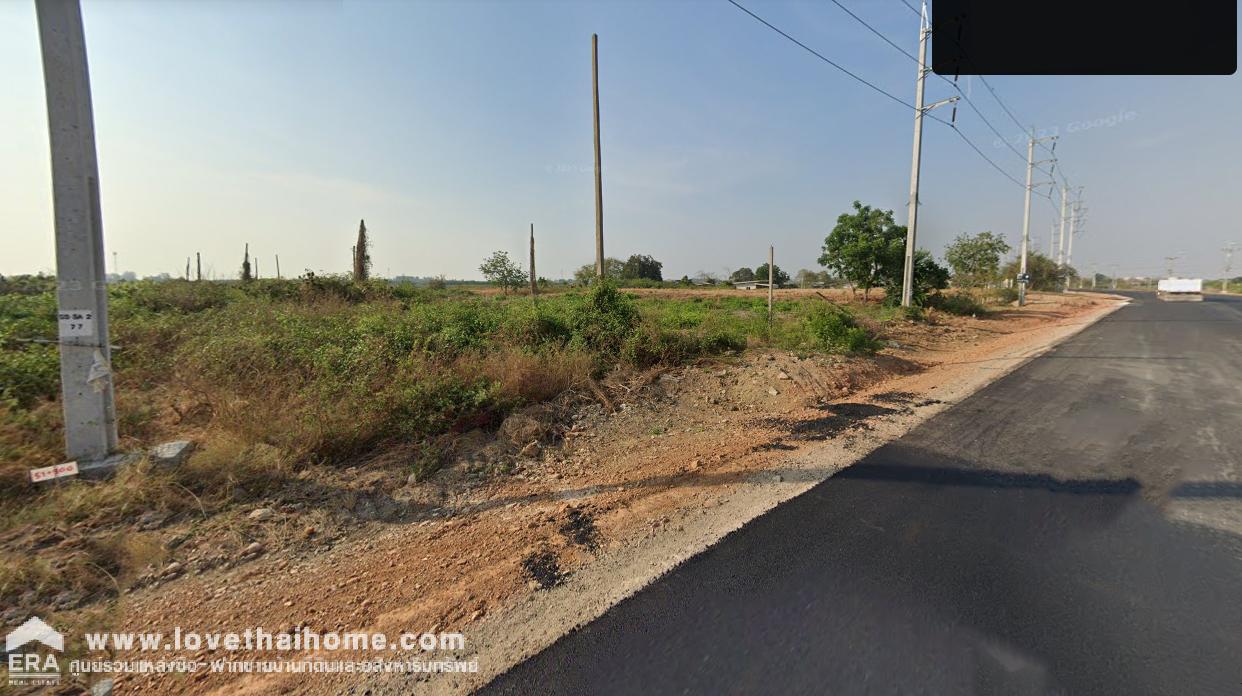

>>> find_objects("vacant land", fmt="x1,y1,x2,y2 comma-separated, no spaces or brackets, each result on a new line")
0,276,1113,693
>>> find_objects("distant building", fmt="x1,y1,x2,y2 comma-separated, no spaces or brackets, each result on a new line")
733,280,778,290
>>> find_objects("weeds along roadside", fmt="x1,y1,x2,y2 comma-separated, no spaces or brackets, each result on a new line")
0,275,928,608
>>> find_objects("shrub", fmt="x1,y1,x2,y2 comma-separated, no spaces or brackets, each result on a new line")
0,345,59,408
991,286,1020,305
803,305,878,353
501,302,572,349
567,283,639,355
928,292,988,316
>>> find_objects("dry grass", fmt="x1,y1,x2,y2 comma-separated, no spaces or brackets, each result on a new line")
0,278,902,614
468,348,594,405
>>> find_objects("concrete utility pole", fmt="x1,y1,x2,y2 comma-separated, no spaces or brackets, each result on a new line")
1223,243,1235,293
767,245,774,324
1018,132,1057,306
1057,184,1068,267
275,254,280,280
1018,137,1034,305
111,251,117,276
196,252,201,281
592,34,605,279
529,223,537,296
1064,191,1083,289
37,0,117,463
901,2,958,308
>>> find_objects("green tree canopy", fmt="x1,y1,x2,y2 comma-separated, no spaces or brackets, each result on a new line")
1000,252,1076,291
883,249,949,306
729,267,756,283
573,257,624,285
944,231,1011,287
621,254,664,282
819,201,906,299
479,250,525,294
753,262,790,286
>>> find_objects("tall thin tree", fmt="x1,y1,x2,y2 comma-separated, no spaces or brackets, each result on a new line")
529,223,537,296
353,219,371,282
241,243,252,282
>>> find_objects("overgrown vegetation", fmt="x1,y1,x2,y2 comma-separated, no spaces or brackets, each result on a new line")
0,276,891,498
0,274,910,608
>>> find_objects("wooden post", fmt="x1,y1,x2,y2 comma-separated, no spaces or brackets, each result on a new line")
529,223,537,296
768,245,774,324
592,34,604,280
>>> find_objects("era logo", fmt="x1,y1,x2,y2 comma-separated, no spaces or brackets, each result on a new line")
5,617,63,686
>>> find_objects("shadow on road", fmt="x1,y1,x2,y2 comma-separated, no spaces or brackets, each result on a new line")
483,441,1242,696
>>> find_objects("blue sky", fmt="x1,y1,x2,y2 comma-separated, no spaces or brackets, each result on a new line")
2,0,1239,280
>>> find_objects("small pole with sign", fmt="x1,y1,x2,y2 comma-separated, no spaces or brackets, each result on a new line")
37,0,118,463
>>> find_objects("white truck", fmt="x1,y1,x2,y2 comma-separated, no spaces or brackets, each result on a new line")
1157,277,1203,301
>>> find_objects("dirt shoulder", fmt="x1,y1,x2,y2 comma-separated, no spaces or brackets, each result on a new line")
82,293,1121,695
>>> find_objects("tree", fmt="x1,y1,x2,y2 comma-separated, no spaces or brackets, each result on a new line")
729,267,756,283
883,249,949,306
1000,252,1076,291
819,201,906,299
621,254,663,282
479,250,525,294
574,257,624,285
752,262,790,287
944,231,1011,287
240,243,252,282
352,219,371,282
795,269,818,288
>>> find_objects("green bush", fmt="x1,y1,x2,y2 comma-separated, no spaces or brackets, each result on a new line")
803,305,878,353
991,286,1020,305
567,283,639,355
0,346,59,409
928,292,988,316
112,280,241,313
502,302,572,349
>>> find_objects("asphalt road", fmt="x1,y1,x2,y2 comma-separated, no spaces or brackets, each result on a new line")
482,292,1242,696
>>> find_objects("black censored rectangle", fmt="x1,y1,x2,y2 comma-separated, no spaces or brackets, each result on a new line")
931,0,1236,75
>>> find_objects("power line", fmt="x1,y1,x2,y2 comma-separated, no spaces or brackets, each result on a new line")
934,119,1027,188
905,2,1049,165
726,0,1028,189
827,0,1029,164
828,0,919,63
724,0,916,112
975,74,1029,135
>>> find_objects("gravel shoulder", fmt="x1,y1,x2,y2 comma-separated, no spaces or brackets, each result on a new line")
85,293,1122,695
